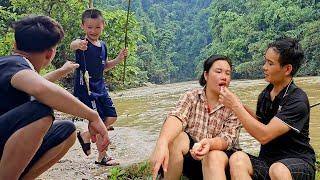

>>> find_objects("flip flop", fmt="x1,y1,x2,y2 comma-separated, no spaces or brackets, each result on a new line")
77,131,91,156
95,156,120,166
107,126,114,131
157,166,164,179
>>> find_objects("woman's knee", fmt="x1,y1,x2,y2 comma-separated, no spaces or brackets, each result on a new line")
269,162,291,179
169,132,189,155
229,151,249,169
203,150,228,167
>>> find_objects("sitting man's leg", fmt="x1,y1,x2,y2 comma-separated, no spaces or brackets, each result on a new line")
202,150,229,180
0,101,54,180
164,132,190,180
21,120,76,179
269,158,315,180
229,151,270,180
229,151,254,180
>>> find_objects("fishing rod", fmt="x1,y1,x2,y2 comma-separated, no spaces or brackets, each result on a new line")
122,0,131,85
310,102,320,108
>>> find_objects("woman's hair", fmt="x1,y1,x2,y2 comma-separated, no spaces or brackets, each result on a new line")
199,55,232,86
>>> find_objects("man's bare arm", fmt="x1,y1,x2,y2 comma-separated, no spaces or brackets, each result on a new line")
12,69,97,121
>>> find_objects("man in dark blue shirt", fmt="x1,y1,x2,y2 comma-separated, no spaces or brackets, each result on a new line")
219,37,315,180
0,15,109,179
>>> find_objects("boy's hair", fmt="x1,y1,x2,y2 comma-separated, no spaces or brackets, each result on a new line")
81,9,104,23
199,55,232,86
268,37,304,76
12,15,64,53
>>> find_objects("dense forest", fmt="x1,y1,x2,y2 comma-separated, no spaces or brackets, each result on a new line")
0,0,319,87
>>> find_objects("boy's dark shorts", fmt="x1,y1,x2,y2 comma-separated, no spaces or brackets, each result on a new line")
182,133,235,180
248,154,315,180
0,101,76,177
78,92,117,121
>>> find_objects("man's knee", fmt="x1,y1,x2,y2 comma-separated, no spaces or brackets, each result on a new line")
54,120,76,141
64,130,76,148
35,115,54,134
269,162,291,179
203,150,228,167
62,121,76,143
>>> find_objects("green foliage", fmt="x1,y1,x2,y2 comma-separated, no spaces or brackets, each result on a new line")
0,32,14,56
108,167,126,180
39,64,56,76
201,0,320,78
0,6,16,56
0,0,319,86
102,9,147,87
9,0,87,66
108,161,152,179
100,0,212,83
0,0,145,88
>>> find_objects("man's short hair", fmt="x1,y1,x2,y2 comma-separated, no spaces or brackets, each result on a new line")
12,15,64,52
81,9,104,24
268,37,304,76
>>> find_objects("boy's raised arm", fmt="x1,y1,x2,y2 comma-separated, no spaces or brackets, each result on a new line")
104,48,128,71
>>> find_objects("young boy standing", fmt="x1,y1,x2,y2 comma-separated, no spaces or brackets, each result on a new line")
71,9,128,166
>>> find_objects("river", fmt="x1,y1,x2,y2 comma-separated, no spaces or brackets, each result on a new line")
113,76,319,154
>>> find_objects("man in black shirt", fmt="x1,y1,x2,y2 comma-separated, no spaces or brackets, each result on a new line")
0,16,110,179
219,37,315,180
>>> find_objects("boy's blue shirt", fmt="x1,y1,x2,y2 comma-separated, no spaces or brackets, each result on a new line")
73,39,108,97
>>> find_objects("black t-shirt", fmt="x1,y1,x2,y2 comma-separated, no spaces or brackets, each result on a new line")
0,55,32,116
256,82,315,167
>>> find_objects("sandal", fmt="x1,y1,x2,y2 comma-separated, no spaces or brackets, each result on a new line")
77,131,91,156
107,126,115,131
95,156,120,166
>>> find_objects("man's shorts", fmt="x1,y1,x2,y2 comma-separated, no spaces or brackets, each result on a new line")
248,154,315,180
0,101,76,177
182,133,234,180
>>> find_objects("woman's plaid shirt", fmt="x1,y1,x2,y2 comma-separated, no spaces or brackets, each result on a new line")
168,88,241,150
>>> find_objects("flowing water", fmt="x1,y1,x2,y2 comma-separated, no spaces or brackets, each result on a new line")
112,76,320,155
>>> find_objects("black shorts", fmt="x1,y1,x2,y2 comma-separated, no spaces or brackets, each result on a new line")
0,101,76,177
77,92,117,121
182,133,234,180
248,154,315,180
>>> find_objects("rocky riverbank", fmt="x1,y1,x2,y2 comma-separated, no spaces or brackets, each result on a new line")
38,113,158,179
